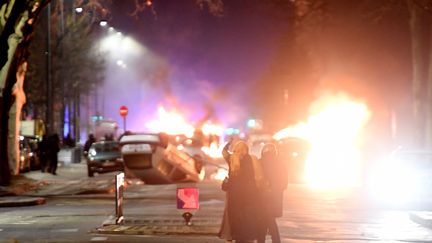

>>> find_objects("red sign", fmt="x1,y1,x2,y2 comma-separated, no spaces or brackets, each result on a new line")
177,187,199,209
119,105,128,117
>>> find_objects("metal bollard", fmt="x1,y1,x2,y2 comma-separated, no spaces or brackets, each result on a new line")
115,172,124,224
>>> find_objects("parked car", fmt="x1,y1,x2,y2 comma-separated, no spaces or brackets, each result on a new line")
19,136,32,172
86,140,123,177
25,135,41,170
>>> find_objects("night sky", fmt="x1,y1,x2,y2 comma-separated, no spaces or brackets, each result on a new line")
99,0,412,134
101,0,290,131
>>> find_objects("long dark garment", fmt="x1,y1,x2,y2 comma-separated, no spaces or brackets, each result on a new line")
258,214,281,243
227,155,261,242
257,154,287,243
218,194,232,241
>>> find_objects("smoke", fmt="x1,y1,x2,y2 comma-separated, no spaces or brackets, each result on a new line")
94,34,247,133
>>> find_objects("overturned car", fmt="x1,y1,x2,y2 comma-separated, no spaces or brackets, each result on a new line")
119,133,203,184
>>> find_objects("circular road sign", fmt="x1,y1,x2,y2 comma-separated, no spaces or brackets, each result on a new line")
119,105,128,117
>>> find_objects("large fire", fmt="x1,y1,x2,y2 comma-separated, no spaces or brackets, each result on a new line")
145,106,195,138
274,92,371,188
145,105,224,158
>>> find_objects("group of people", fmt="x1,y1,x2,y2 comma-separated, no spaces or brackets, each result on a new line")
219,140,288,243
38,133,60,175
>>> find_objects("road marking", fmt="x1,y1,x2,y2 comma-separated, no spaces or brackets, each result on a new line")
0,229,3,232
90,236,108,241
51,228,79,233
11,221,37,225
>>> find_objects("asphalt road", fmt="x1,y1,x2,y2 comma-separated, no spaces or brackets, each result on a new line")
0,162,431,242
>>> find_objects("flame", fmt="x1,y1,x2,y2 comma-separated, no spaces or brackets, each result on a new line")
145,106,195,137
201,142,223,158
213,168,229,181
274,92,371,188
202,123,224,136
145,105,225,159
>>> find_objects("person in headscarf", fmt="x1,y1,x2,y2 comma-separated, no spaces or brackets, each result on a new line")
257,143,288,243
218,140,266,243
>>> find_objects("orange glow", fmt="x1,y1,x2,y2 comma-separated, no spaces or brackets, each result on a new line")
201,142,223,158
145,106,195,137
201,123,224,136
213,168,229,181
274,92,371,188
145,106,225,158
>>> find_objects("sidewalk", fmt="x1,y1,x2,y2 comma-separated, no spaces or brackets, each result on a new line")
0,162,114,207
0,173,47,207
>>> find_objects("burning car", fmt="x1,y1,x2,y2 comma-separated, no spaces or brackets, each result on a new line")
119,132,203,184
277,137,311,184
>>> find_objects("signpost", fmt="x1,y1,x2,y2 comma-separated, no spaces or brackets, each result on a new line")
119,105,128,132
176,187,199,225
115,172,125,224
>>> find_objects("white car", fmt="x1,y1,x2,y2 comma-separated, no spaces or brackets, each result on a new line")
119,133,202,184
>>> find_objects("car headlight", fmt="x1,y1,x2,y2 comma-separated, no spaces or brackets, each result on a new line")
89,148,97,156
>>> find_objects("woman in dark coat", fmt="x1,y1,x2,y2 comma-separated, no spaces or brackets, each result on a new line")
257,143,288,243
219,140,266,243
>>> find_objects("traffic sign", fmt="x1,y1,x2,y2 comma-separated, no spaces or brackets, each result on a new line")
176,187,199,209
119,105,128,117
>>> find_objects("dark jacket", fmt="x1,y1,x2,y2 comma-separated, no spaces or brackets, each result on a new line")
220,141,263,242
260,153,288,217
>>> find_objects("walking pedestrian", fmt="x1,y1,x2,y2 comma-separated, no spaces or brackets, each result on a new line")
83,133,96,156
257,143,288,243
47,133,60,175
38,134,49,172
218,140,267,243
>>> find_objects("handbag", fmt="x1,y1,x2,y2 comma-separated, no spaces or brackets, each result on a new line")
221,177,230,191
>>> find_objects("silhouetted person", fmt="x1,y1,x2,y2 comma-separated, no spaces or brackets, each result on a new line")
257,143,288,243
83,133,96,155
48,134,60,175
38,135,49,172
104,133,114,141
63,133,75,148
219,140,266,243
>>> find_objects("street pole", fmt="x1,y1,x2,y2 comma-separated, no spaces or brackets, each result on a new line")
46,3,52,135
123,116,126,132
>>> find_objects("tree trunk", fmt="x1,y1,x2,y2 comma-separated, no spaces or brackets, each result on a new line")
0,0,49,185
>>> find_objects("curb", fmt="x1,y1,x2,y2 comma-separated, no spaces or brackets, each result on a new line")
94,216,220,236
93,224,219,236
0,196,46,207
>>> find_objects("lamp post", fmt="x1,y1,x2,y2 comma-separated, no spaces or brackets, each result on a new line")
46,2,53,134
